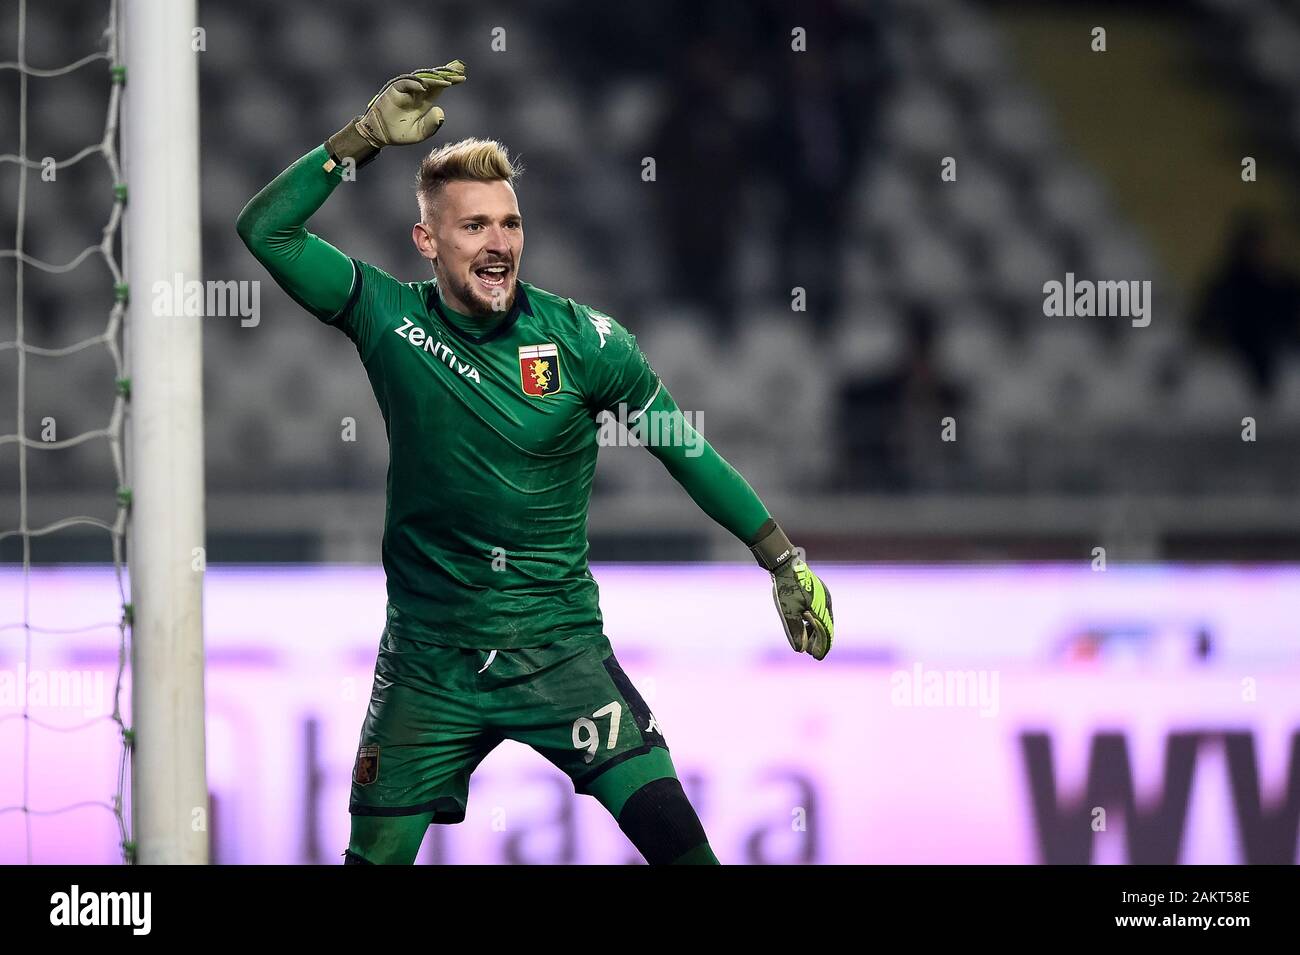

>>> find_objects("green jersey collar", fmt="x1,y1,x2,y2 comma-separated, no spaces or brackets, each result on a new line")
426,280,533,346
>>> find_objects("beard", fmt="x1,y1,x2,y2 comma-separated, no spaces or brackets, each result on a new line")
435,260,516,319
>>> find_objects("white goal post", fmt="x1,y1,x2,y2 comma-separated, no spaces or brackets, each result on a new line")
123,0,209,865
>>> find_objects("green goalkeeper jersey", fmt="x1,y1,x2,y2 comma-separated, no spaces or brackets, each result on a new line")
337,263,657,647
237,145,772,649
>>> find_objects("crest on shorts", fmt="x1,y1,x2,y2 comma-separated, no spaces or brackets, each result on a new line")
519,343,561,397
353,744,380,786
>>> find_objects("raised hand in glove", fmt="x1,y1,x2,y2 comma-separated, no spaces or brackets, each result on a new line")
324,60,467,173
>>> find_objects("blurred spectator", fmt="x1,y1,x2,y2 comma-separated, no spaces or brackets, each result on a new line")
648,0,883,332
650,36,754,330
1195,213,1300,397
768,52,856,326
835,305,966,490
759,1,883,329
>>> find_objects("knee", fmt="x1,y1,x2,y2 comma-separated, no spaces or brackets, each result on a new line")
616,776,713,865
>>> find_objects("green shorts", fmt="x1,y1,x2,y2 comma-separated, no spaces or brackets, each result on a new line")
348,627,671,822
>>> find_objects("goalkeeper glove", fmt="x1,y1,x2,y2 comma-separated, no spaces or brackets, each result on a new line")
749,520,834,661
323,61,467,173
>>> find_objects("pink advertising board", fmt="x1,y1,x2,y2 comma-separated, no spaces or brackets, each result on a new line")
1,564,1297,863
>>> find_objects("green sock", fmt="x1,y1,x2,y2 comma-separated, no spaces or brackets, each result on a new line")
670,842,720,865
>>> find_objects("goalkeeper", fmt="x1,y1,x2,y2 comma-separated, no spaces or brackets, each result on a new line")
236,61,834,866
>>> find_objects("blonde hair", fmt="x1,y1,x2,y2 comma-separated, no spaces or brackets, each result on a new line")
416,138,522,221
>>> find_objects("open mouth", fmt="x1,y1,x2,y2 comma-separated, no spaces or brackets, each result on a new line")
473,263,510,292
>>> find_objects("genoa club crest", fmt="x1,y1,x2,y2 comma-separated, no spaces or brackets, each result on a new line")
519,343,562,397
353,744,379,786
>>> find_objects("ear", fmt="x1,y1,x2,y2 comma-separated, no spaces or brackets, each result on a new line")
412,221,437,262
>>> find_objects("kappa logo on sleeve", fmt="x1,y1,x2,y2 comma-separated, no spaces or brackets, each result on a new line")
587,312,612,348
519,343,562,397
